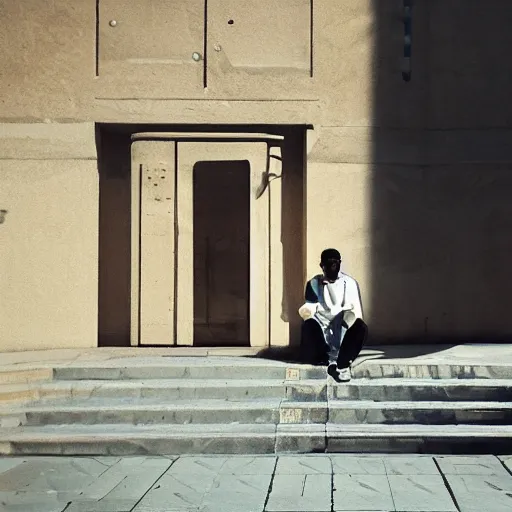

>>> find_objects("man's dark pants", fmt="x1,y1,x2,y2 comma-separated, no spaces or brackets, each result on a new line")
300,318,368,368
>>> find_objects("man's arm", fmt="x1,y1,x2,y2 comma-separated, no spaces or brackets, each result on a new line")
305,279,319,303
346,278,364,320
298,278,320,320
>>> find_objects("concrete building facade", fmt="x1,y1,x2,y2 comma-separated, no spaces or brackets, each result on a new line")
2,0,512,352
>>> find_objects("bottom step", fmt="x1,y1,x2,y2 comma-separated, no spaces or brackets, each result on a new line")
2,423,512,455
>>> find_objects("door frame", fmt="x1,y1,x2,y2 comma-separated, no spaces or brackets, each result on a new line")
130,132,286,348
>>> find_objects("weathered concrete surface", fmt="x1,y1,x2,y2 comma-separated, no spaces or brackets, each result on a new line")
2,349,512,456
0,157,99,353
2,454,511,511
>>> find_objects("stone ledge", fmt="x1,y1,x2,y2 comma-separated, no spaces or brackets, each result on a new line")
0,123,96,160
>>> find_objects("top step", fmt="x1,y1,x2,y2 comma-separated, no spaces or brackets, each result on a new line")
50,360,512,381
52,359,326,381
3,344,512,382
352,362,512,380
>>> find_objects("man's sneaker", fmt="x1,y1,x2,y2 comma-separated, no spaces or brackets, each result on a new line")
338,366,351,382
327,363,341,382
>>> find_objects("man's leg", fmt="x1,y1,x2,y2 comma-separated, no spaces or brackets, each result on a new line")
300,319,329,365
336,319,368,369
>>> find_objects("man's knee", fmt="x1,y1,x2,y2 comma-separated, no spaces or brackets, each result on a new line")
353,318,368,334
302,318,322,336
301,319,328,364
347,318,368,345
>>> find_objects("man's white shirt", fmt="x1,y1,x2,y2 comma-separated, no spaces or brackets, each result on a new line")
298,271,363,360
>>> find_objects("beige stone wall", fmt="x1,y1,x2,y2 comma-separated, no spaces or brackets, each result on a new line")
0,124,99,351
1,0,512,347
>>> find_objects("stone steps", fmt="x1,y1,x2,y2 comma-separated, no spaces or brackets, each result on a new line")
0,379,327,404
353,362,512,379
333,378,512,401
48,360,512,381
3,398,512,427
52,363,325,381
2,355,512,455
328,400,512,424
2,423,512,456
3,378,512,406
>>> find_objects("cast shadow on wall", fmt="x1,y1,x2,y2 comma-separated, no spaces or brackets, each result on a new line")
369,0,512,345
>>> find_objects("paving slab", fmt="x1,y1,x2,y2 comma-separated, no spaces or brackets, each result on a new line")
498,455,512,473
0,458,25,475
388,474,458,512
276,455,332,475
0,491,73,512
168,455,276,475
65,500,135,512
167,455,228,476
72,457,171,502
333,474,394,511
200,473,272,512
436,455,510,476
134,465,273,512
330,455,386,475
266,473,331,512
219,456,277,475
445,473,512,512
0,457,107,493
92,457,172,502
383,455,439,475
131,471,216,511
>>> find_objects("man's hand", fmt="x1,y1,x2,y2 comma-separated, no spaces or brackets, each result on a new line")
298,303,318,320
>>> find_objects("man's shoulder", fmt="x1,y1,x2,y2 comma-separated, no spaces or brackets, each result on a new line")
340,272,359,286
306,274,324,291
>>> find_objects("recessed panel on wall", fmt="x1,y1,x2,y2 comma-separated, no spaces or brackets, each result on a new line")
207,0,317,99
98,0,205,98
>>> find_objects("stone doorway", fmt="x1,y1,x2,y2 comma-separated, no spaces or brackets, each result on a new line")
131,134,279,348
97,125,307,349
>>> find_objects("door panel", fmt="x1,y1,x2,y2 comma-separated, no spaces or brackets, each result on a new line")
177,142,269,346
131,140,176,345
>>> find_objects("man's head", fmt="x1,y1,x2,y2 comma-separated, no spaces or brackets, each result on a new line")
320,248,342,282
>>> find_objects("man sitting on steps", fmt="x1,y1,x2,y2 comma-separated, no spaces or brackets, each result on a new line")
298,248,368,382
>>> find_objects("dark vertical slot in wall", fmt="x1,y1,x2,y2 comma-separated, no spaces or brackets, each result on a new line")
310,0,314,77
95,0,100,76
97,127,132,347
281,128,307,345
173,145,179,345
203,0,208,88
137,163,142,346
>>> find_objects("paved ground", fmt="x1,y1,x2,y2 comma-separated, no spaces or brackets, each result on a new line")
1,454,512,511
